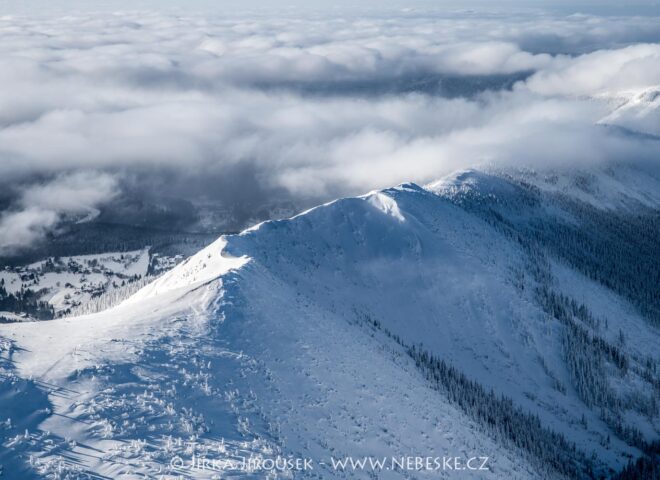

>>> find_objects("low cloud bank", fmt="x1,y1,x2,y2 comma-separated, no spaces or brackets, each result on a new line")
0,172,117,254
0,8,658,252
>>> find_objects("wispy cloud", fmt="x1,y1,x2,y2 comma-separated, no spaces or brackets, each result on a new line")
0,172,118,254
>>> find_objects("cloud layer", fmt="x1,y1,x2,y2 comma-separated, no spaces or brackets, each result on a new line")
0,7,659,252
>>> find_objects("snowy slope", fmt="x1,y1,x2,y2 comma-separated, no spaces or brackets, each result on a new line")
0,250,146,322
0,249,184,320
597,87,660,138
1,164,658,479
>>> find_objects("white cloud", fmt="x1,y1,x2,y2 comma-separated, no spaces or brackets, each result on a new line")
0,208,60,255
0,172,118,254
525,44,660,95
0,8,658,250
20,171,118,213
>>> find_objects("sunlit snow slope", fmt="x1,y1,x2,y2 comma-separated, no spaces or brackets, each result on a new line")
0,162,658,479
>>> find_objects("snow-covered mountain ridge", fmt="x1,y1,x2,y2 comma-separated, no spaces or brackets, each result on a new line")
0,163,658,479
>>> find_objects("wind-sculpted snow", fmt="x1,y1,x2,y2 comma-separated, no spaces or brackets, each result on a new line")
0,165,658,478
127,237,249,302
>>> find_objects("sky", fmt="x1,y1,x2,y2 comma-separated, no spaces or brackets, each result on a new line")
0,2,658,254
